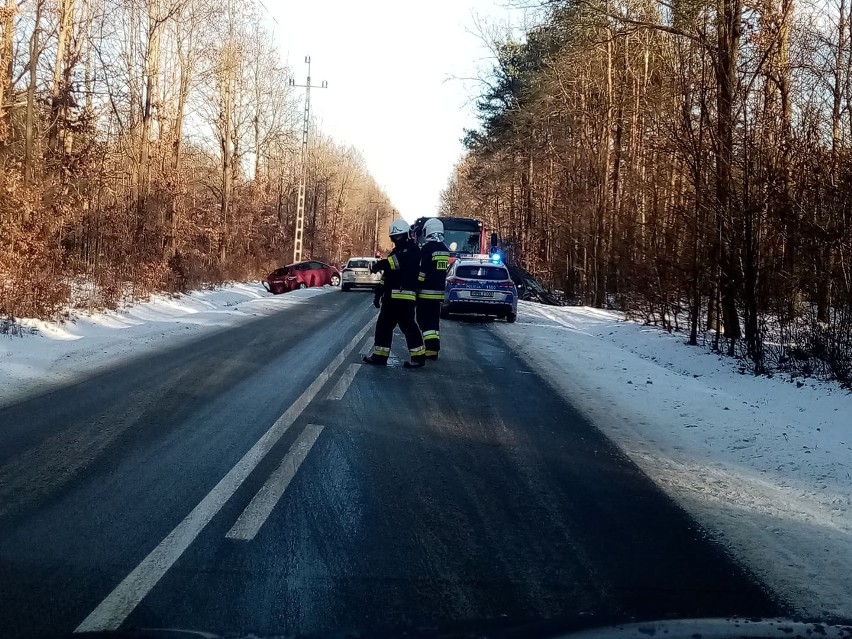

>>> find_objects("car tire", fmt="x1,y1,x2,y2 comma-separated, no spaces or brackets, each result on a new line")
440,306,450,319
330,274,341,286
341,284,350,292
506,313,517,323
298,282,307,289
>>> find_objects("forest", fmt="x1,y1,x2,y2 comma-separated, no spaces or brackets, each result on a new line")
443,0,852,382
0,0,392,321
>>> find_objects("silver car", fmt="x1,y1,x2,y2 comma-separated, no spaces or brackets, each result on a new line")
341,257,381,291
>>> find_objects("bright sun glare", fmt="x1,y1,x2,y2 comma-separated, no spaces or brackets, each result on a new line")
270,0,521,220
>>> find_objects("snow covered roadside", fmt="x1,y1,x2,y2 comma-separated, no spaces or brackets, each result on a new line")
0,283,333,407
495,302,852,621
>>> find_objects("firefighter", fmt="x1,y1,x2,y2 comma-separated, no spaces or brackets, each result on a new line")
416,218,450,360
362,219,427,368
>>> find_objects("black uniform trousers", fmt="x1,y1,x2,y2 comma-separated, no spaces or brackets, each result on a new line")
416,298,442,357
370,298,426,364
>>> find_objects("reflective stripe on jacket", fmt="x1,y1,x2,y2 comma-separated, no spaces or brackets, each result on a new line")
390,289,417,301
418,240,450,296
375,240,421,301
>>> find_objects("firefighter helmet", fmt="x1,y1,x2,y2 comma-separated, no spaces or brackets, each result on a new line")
423,218,444,239
388,219,410,238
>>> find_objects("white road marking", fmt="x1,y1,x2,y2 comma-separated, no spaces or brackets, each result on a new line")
357,332,372,356
225,423,325,541
75,317,374,633
326,363,361,401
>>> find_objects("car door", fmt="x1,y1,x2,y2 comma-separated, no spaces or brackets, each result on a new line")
442,262,457,306
309,261,327,286
293,262,310,287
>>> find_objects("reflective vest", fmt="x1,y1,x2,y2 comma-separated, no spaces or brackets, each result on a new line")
375,240,421,302
417,240,450,300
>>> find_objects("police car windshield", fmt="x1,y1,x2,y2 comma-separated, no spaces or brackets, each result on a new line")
444,230,481,255
457,265,508,280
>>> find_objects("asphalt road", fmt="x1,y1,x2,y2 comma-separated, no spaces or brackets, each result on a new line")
0,290,785,639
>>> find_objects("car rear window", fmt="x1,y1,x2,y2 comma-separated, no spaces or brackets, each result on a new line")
347,260,372,269
456,265,510,280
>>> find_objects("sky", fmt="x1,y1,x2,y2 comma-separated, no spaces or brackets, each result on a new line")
268,0,522,221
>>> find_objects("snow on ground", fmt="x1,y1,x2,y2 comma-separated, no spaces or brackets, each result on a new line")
0,283,333,407
496,302,852,621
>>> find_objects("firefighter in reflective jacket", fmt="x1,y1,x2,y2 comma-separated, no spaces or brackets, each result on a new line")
416,218,450,360
362,219,427,368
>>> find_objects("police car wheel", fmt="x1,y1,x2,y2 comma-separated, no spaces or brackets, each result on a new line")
506,313,517,323
440,307,450,319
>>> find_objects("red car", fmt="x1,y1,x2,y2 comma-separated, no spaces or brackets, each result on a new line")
263,260,341,294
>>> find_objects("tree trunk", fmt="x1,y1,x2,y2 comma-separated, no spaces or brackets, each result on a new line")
83,0,93,114
715,0,743,354
689,74,708,347
0,0,15,147
49,0,76,153
817,247,834,323
221,94,233,265
219,36,235,266
817,0,845,324
24,0,44,193
253,37,262,181
832,0,846,171
595,31,614,308
137,0,162,236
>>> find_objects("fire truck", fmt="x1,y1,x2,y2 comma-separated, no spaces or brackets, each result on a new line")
411,217,495,259
411,216,563,306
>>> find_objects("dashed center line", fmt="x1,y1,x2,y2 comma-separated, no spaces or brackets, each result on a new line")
226,423,325,541
327,363,362,401
74,316,373,634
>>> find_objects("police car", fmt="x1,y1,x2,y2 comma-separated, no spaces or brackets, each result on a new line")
441,254,518,322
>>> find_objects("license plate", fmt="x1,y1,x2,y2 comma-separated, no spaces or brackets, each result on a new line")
470,290,494,298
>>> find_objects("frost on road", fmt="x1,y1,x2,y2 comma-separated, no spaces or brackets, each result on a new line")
497,302,852,620
0,283,333,407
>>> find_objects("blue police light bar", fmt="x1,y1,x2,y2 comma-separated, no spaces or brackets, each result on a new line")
489,251,503,264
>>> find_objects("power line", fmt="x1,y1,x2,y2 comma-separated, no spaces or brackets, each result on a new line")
255,0,278,25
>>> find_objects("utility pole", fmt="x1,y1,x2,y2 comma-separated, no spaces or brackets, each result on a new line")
369,199,382,255
289,56,327,263
374,205,380,253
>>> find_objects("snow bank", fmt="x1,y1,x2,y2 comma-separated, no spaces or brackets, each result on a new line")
496,302,852,621
0,283,333,407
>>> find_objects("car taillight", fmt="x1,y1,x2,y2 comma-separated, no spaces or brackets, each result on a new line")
446,277,464,286
498,280,515,289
